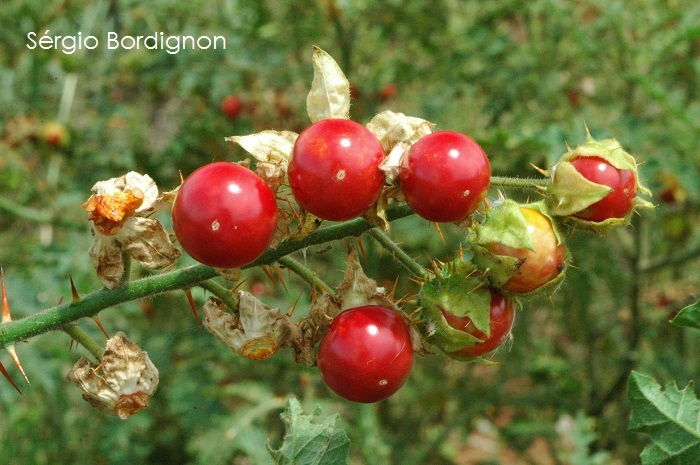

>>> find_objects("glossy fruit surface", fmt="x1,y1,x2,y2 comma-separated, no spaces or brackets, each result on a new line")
486,207,566,293
441,291,515,357
288,118,386,221
317,305,414,403
570,156,636,222
172,162,278,269
399,131,490,222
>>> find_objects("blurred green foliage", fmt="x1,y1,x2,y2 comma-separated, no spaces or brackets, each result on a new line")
1,0,699,464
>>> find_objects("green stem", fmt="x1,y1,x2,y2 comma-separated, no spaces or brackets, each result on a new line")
640,243,700,274
63,324,104,362
368,228,428,280
0,203,414,348
199,280,239,310
278,256,336,297
490,175,550,190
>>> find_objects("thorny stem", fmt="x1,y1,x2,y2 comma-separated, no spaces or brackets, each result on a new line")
63,323,104,362
0,203,414,348
489,175,550,190
368,228,429,280
278,256,337,298
198,280,239,311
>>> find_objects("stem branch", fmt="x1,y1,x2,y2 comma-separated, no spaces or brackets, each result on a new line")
368,228,428,280
279,256,336,297
490,175,550,190
63,324,104,362
199,280,239,311
0,203,414,348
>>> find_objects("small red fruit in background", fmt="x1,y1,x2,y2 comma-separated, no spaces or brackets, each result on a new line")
40,121,70,147
288,118,386,221
399,131,491,222
317,305,414,403
486,207,566,293
379,83,397,100
570,156,637,222
172,162,278,269
441,290,515,357
221,95,243,120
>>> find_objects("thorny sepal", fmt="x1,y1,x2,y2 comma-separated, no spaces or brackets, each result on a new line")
547,133,654,234
66,332,159,420
317,247,425,356
295,247,427,365
203,292,299,360
306,46,351,122
469,200,569,295
84,172,181,289
418,260,494,359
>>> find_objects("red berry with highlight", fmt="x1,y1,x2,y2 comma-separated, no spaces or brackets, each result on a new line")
317,306,414,403
288,118,386,221
172,162,278,269
570,156,637,222
399,131,490,222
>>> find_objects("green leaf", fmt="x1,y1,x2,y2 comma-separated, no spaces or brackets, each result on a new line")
670,300,700,330
628,371,700,465
269,399,350,465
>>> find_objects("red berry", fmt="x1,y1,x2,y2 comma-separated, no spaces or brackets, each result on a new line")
441,291,515,357
570,156,637,222
399,131,491,222
288,119,386,221
486,207,566,293
379,83,398,100
221,95,243,120
172,162,278,269
317,306,414,403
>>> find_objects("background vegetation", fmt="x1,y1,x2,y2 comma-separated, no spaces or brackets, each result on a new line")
1,0,699,463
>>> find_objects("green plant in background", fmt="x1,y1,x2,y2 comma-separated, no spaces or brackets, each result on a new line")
1,1,699,464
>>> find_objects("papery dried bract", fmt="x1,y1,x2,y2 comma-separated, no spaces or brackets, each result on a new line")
226,131,298,193
84,172,181,289
225,130,298,165
366,110,434,152
306,46,350,122
66,332,159,420
203,292,298,360
379,142,410,183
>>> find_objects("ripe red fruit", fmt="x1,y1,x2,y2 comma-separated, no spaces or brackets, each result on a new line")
172,162,278,269
399,131,491,222
221,95,243,120
379,83,398,100
441,291,515,357
569,156,637,222
317,306,414,403
486,207,566,293
288,118,386,221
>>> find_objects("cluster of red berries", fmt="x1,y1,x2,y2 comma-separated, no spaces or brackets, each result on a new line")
170,109,648,402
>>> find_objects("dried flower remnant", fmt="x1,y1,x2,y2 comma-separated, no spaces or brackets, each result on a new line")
203,292,298,360
66,332,159,420
83,172,181,289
